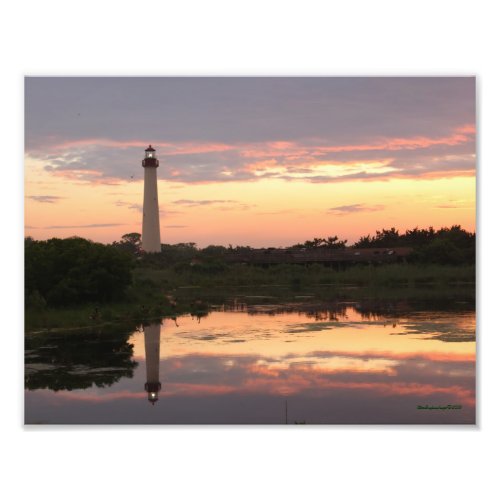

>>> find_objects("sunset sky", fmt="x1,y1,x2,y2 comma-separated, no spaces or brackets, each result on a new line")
24,77,476,247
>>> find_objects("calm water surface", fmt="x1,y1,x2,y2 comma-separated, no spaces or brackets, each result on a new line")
25,300,476,424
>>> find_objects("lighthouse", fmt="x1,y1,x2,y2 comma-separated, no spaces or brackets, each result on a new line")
144,323,162,405
141,145,161,252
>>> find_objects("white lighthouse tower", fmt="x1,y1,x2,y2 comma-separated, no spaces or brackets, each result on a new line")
141,145,161,253
144,323,162,405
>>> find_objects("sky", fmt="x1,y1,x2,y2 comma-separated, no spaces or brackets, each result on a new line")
24,77,476,247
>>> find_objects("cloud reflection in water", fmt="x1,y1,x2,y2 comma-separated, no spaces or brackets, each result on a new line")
25,306,475,424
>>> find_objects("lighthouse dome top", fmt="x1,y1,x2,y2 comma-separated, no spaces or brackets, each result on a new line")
142,145,159,168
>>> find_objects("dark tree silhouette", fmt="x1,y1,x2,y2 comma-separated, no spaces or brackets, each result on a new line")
352,225,475,265
25,326,138,391
25,237,134,306
291,236,347,250
112,232,142,256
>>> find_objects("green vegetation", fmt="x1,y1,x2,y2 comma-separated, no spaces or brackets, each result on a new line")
132,261,474,288
26,236,133,307
353,225,475,265
289,236,347,249
124,225,475,267
25,226,475,332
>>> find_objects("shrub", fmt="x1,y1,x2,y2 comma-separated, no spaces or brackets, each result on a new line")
25,237,134,306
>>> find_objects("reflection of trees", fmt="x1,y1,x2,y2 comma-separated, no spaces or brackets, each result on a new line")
354,301,475,341
220,300,405,321
25,326,138,391
221,302,350,320
391,316,476,342
191,311,209,323
213,299,475,342
219,298,429,320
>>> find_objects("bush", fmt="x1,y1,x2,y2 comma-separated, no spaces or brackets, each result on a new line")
415,239,465,265
26,290,47,310
25,237,134,306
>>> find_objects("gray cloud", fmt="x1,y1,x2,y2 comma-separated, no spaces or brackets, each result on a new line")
25,77,475,147
28,195,65,203
44,223,124,229
115,200,142,212
328,204,385,215
256,210,294,215
173,199,238,206
160,209,184,215
171,199,254,211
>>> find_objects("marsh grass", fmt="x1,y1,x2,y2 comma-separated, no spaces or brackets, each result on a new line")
25,262,475,332
134,262,475,288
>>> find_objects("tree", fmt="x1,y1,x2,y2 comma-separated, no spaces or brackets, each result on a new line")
416,238,464,265
324,236,347,248
353,235,373,248
353,225,475,265
353,227,400,248
200,245,228,258
291,236,347,250
25,237,134,306
112,232,142,256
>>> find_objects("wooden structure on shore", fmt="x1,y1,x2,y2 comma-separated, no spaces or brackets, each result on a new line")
224,247,413,265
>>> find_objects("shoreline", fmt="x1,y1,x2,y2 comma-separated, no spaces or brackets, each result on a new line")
25,268,475,333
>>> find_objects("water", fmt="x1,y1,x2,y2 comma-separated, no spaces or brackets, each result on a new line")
25,298,475,424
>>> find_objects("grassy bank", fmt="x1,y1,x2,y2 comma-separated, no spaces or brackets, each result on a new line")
25,262,475,332
136,262,475,288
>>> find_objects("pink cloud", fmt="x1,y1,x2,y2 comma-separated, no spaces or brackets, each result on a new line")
29,123,475,185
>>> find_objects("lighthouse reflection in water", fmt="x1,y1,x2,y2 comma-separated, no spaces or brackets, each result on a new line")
143,323,161,405
24,301,475,424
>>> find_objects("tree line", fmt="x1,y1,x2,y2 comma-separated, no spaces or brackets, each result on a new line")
25,225,475,307
352,225,475,265
25,236,133,308
111,225,475,266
